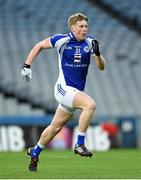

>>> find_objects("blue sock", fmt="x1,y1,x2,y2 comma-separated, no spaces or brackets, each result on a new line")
76,131,85,146
77,135,85,145
31,143,45,158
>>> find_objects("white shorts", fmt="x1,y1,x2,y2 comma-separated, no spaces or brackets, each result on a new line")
54,83,80,114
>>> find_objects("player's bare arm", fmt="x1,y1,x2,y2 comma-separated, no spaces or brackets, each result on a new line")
25,38,52,65
21,38,52,81
93,54,105,70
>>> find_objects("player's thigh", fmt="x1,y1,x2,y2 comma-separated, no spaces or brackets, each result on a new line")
51,106,73,127
54,83,79,108
72,91,96,110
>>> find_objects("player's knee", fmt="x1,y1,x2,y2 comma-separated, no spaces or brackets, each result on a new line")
84,101,96,114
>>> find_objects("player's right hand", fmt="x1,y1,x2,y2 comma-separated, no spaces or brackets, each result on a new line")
21,63,32,82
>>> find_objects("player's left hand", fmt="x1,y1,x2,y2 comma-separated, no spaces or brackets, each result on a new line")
92,39,100,56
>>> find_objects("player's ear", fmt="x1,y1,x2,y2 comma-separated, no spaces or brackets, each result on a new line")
70,24,75,32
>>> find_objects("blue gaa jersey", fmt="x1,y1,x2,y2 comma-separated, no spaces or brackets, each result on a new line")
50,32,94,91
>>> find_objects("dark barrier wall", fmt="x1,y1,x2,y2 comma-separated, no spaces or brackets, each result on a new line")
0,116,139,151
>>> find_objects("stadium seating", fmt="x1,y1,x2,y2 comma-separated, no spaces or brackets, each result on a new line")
95,0,141,29
0,0,141,117
0,93,45,115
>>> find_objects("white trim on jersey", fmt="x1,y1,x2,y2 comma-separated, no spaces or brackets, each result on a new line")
85,36,94,54
48,37,53,48
55,36,71,85
54,36,70,51
69,32,73,38
57,50,66,85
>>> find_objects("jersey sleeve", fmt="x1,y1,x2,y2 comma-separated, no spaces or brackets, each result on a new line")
50,34,65,48
86,35,95,55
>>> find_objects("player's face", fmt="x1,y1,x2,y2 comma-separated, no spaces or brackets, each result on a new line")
71,20,88,41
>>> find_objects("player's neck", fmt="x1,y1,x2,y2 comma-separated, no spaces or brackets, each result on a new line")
72,32,85,42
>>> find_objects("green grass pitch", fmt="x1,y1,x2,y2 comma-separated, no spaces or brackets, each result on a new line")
0,149,141,179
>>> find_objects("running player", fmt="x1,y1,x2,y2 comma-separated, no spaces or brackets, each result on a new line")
21,13,105,171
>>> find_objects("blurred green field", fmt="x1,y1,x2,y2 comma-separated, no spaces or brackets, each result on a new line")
0,149,141,179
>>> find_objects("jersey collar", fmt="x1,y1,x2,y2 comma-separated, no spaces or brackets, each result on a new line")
69,32,86,42
69,32,75,38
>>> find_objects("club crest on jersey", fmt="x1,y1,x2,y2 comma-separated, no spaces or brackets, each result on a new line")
74,53,81,63
83,46,89,53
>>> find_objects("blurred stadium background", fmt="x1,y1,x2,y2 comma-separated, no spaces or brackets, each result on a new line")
0,0,141,152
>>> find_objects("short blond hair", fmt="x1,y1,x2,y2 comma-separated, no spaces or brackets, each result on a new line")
68,13,88,28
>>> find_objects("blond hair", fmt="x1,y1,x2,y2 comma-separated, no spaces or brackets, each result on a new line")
68,13,88,28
